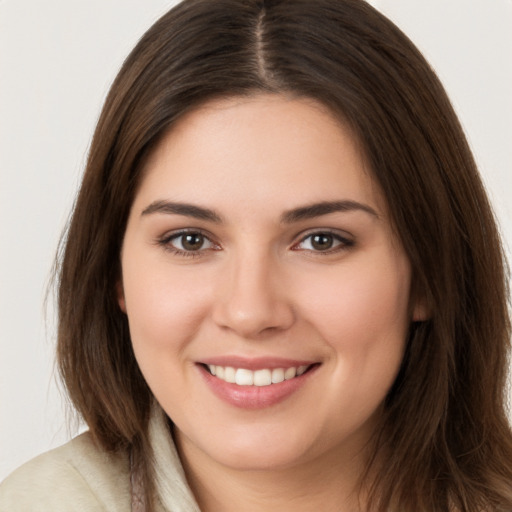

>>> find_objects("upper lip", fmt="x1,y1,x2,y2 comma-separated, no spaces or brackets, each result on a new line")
198,356,318,371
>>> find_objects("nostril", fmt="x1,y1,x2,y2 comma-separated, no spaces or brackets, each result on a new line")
212,294,295,338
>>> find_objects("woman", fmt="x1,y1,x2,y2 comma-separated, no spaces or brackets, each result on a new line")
1,0,511,511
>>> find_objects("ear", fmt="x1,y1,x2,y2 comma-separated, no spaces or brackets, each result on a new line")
116,280,127,313
409,274,432,322
412,298,430,322
411,285,432,322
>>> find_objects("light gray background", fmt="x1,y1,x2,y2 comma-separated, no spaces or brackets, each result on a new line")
1,0,511,480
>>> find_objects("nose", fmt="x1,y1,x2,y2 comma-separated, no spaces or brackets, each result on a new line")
211,249,295,338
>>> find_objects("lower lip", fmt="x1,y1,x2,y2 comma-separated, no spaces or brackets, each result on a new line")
198,364,319,410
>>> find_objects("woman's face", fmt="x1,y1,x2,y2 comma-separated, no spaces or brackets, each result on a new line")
119,94,422,472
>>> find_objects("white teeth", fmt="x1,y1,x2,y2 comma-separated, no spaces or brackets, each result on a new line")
297,365,308,376
224,366,236,383
254,369,272,386
235,368,253,386
284,367,297,380
271,368,285,384
207,364,310,386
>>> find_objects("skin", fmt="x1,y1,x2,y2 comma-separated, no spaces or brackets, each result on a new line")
119,94,425,511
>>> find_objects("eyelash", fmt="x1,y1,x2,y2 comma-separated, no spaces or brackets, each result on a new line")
157,229,220,258
292,230,355,255
156,229,354,258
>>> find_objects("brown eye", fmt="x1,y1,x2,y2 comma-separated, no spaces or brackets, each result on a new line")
163,231,216,253
311,233,334,250
181,233,205,251
295,231,353,253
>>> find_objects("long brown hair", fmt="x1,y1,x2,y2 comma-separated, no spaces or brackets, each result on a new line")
56,1,512,510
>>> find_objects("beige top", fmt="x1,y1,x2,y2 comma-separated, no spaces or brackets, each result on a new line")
0,432,131,511
0,407,201,512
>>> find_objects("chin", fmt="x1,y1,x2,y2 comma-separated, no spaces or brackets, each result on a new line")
178,420,319,472
210,442,312,472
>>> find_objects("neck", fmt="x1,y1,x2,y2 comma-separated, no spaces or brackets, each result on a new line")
175,433,371,512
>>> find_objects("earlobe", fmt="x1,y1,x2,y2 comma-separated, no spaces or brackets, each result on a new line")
412,296,431,322
116,281,127,313
409,275,432,322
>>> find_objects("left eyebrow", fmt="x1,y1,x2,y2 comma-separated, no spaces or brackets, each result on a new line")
141,200,223,223
280,200,379,224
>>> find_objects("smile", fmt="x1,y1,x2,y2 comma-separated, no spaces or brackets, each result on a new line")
198,360,320,409
207,365,310,386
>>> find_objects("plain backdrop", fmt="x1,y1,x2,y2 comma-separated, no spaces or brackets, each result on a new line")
1,0,511,481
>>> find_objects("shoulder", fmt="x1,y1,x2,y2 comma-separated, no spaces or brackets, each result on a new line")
0,432,131,512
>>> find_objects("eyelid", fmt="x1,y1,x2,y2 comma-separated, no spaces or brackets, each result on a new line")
156,228,221,257
155,227,354,257
291,229,354,253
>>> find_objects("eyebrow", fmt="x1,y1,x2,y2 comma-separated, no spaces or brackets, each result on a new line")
141,199,378,223
280,200,379,223
141,200,223,222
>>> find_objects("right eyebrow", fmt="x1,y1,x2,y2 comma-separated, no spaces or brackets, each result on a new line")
141,200,223,223
280,200,379,224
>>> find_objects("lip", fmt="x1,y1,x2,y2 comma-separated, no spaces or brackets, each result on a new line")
199,356,317,371
197,358,320,410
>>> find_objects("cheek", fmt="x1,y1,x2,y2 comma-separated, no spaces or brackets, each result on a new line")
296,253,412,358
122,258,213,356
293,255,411,435
121,260,217,408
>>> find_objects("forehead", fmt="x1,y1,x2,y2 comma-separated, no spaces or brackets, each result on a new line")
134,94,385,217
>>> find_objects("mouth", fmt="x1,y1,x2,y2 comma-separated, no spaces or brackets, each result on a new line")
203,363,314,387
197,359,320,409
